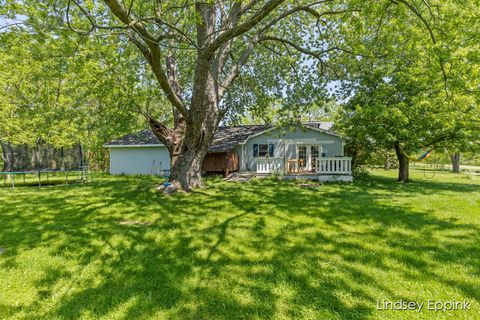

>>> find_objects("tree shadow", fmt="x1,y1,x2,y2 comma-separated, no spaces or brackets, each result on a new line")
0,174,479,319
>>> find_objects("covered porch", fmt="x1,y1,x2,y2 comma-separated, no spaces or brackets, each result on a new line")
237,127,353,181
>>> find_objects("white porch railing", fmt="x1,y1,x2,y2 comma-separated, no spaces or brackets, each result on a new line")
256,157,352,175
256,158,283,173
316,157,352,174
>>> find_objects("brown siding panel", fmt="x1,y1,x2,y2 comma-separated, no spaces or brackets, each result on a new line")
202,152,239,174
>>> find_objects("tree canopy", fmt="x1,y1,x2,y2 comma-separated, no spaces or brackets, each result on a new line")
331,0,479,180
1,0,478,187
0,19,172,169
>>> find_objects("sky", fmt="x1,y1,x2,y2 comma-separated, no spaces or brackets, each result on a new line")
0,13,350,107
0,16,26,32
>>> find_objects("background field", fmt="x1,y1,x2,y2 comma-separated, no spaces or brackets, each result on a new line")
1,169,479,319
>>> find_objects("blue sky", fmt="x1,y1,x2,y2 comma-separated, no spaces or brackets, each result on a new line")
0,15,26,32
0,13,348,105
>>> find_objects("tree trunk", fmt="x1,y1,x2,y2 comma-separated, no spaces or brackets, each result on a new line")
164,126,217,191
384,154,390,170
78,143,84,168
150,96,221,192
394,142,410,182
450,153,461,173
50,147,57,170
169,147,207,190
0,141,14,172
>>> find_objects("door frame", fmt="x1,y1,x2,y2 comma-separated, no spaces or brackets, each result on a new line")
296,144,322,171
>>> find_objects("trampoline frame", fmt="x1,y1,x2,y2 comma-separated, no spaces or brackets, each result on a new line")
0,166,92,189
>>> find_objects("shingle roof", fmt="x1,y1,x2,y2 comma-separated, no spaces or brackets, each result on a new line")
209,125,268,152
105,122,335,152
305,121,335,131
105,129,162,146
105,125,269,152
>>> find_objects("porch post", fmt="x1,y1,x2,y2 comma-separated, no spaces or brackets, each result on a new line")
240,144,243,171
241,144,245,171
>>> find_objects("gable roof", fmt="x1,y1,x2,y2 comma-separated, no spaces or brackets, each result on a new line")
241,122,341,144
209,125,268,152
104,125,269,151
105,130,163,147
104,122,337,152
305,121,334,131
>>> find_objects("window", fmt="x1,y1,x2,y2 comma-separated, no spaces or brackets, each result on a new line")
311,146,319,159
298,146,307,168
311,146,319,170
253,144,274,157
259,144,268,157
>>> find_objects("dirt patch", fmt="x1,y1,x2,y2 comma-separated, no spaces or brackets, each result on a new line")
224,176,253,182
119,220,154,226
224,173,270,182
297,183,318,188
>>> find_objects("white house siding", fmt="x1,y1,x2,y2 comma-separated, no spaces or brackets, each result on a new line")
109,146,170,175
241,127,344,171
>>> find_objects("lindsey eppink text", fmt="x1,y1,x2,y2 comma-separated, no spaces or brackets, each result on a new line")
376,299,470,312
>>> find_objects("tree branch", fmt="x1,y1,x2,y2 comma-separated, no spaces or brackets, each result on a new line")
259,35,375,59
256,0,339,34
218,36,259,102
102,0,189,118
390,0,448,90
147,116,176,147
205,0,286,54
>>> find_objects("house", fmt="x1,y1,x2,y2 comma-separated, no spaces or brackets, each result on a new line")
104,122,352,181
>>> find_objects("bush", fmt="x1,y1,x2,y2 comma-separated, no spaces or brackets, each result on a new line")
352,164,370,181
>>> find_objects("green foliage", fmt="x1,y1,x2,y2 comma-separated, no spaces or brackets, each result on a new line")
334,0,479,168
0,22,172,170
1,0,479,171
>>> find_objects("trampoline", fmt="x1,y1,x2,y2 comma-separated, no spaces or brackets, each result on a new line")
1,141,92,189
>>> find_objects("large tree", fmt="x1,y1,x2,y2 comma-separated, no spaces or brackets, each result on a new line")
0,27,164,170
2,0,463,190
337,71,476,182
334,0,479,182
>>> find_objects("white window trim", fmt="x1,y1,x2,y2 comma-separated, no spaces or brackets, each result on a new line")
296,144,323,171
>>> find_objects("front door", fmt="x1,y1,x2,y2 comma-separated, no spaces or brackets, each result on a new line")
297,145,321,172
298,146,307,170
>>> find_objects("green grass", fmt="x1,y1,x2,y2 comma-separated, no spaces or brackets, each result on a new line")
0,169,479,319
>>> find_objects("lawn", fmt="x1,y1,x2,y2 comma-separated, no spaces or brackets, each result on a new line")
0,169,479,319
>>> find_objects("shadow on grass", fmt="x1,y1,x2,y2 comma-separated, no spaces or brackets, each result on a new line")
357,171,480,196
0,174,479,319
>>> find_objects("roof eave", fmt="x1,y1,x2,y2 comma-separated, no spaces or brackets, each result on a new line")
241,123,341,145
104,144,164,148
